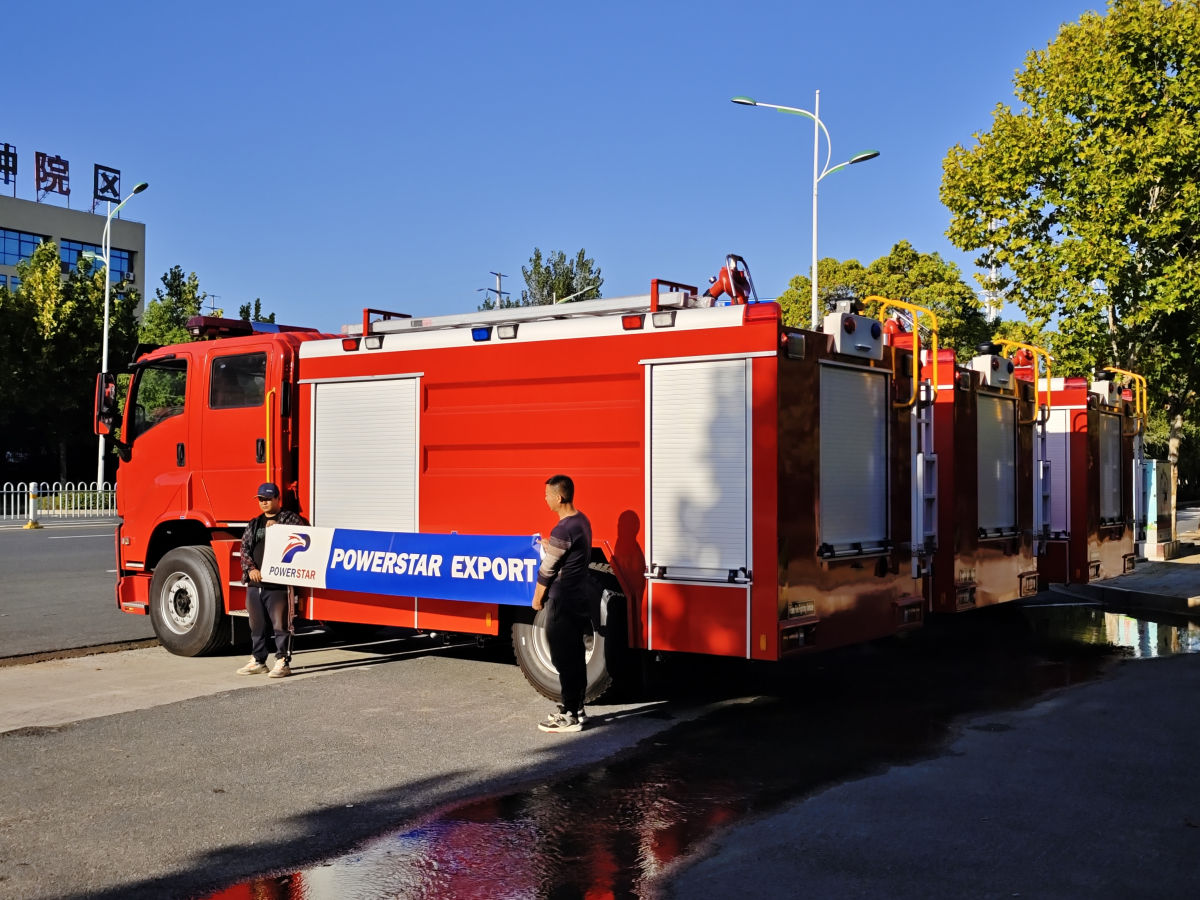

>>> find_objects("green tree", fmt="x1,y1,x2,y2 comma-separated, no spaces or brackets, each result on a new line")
0,282,36,450
139,265,209,346
10,242,140,480
239,298,275,323
777,257,870,328
478,248,603,310
940,0,1200,465
777,242,996,353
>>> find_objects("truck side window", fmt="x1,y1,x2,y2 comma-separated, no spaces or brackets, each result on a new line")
210,353,267,409
131,360,188,438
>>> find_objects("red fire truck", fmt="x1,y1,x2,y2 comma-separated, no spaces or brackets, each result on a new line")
1021,370,1139,586
913,337,1041,614
96,259,936,700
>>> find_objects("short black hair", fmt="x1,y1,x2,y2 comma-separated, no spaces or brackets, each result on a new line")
545,474,574,503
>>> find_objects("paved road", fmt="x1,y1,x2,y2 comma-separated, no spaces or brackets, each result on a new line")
2,521,1199,898
0,636,716,900
1177,503,1199,539
664,651,1200,900
0,521,154,658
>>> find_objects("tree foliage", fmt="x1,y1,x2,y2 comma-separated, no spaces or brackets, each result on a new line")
1,242,140,480
138,265,209,346
239,298,275,323
777,241,997,354
940,0,1200,463
478,248,603,310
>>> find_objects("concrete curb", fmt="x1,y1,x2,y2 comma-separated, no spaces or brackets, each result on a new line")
0,517,118,530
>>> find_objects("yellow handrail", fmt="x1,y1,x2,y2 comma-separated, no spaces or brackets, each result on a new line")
264,388,276,481
1104,366,1147,435
1103,366,1146,419
868,296,939,408
996,339,1053,424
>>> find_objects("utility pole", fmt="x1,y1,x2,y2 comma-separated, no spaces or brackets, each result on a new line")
477,271,510,308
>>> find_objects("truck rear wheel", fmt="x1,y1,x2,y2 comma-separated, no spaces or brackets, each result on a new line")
149,546,230,657
511,579,622,704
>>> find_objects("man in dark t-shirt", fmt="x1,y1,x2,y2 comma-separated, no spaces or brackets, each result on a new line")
532,474,593,733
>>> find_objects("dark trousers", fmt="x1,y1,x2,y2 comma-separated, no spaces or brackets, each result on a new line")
246,584,291,662
545,593,591,714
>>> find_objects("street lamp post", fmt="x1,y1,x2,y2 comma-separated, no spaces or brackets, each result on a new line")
731,93,879,329
95,181,149,489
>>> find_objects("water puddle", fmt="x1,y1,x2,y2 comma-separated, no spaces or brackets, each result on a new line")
206,605,1199,900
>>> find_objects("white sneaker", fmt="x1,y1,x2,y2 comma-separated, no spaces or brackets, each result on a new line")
236,658,269,675
268,658,291,679
538,711,581,733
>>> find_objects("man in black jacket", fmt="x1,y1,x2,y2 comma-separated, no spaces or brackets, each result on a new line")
532,474,593,733
236,482,308,678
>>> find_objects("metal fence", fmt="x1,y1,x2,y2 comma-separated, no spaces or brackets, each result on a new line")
0,482,116,522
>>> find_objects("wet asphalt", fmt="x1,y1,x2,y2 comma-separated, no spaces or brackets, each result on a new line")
2,526,1200,898
664,650,1200,899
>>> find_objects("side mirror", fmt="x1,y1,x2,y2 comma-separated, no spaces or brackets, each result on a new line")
95,373,118,436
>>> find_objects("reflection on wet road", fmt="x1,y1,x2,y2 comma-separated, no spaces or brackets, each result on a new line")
207,605,1199,900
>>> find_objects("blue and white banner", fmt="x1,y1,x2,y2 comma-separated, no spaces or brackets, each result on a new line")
262,525,541,606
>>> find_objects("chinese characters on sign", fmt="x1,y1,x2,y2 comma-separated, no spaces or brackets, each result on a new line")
0,142,125,210
35,152,71,202
1,143,16,194
93,165,121,207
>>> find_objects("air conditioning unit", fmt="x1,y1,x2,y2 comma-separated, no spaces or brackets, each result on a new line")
123,271,135,284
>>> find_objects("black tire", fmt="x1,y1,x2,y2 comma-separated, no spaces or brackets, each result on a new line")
512,578,621,703
148,546,230,657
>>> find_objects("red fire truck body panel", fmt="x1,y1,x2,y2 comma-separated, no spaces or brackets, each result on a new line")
291,305,783,658
924,348,1038,614
1025,374,1136,586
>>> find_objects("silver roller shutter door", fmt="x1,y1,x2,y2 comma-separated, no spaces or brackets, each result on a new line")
649,359,749,576
819,366,889,549
977,394,1017,532
1046,408,1071,533
1099,412,1121,520
312,378,418,531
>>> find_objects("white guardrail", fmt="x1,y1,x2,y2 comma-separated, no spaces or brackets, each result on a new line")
0,482,116,524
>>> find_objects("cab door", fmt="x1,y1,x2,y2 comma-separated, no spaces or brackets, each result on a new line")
199,344,282,522
119,356,192,559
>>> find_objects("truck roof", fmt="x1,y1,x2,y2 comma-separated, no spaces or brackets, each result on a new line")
342,291,696,337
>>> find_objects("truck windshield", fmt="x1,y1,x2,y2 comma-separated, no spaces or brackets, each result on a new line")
129,359,188,440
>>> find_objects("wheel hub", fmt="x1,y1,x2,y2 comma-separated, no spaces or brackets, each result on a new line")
531,621,598,673
159,573,199,633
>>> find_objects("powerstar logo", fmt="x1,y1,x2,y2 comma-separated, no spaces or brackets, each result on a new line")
282,533,311,563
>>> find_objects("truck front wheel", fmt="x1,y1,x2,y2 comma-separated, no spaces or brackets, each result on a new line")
149,546,230,657
512,581,622,704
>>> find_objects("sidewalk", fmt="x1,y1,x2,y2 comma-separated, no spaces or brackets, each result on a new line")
0,515,117,530
1051,536,1200,616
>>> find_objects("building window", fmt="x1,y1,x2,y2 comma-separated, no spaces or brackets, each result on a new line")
0,274,18,292
1,228,46,267
60,239,132,282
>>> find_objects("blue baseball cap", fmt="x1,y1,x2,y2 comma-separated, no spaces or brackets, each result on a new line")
255,482,280,500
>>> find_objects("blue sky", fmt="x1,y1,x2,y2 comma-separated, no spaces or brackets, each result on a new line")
5,0,1100,333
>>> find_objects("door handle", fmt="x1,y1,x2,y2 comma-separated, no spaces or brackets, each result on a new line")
256,438,266,464
176,443,185,467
